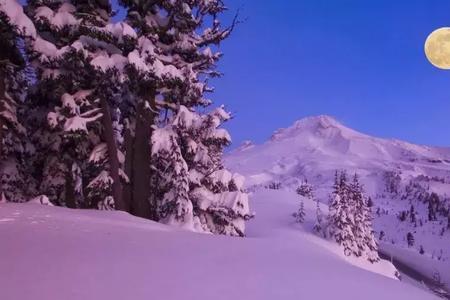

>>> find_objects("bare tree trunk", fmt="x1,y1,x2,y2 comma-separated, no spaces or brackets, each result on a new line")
100,97,126,211
131,97,155,219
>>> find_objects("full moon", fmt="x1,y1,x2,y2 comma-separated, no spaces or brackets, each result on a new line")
424,27,450,69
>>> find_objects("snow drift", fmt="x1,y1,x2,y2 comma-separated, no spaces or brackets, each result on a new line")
0,193,438,300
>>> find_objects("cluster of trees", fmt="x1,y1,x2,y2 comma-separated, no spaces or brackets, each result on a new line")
328,171,379,263
0,0,251,236
293,180,324,231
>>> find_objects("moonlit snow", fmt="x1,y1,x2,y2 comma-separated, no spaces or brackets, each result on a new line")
0,191,438,300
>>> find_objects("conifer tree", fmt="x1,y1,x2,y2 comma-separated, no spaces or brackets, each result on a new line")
25,0,135,210
328,171,379,262
313,198,324,236
294,180,312,224
350,174,379,262
0,0,36,202
407,232,415,247
294,200,305,223
297,180,313,199
328,170,357,256
0,0,252,236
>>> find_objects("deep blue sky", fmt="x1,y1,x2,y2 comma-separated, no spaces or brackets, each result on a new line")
210,1,450,148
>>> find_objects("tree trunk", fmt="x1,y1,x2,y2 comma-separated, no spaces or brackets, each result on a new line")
0,70,5,160
0,70,5,198
100,97,126,211
65,166,77,209
130,97,155,219
123,125,134,211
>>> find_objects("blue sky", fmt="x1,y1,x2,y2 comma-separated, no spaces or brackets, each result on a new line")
209,0,450,148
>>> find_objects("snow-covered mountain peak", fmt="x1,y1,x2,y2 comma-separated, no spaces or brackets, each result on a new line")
270,115,363,142
226,115,450,194
293,115,342,129
235,140,255,152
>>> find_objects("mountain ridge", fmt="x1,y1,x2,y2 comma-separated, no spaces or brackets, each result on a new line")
226,115,450,190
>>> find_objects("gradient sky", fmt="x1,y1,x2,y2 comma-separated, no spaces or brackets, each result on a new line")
207,0,450,148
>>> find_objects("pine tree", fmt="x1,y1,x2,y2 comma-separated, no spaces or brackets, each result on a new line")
25,0,135,210
294,180,312,224
156,105,251,236
0,0,35,202
118,0,251,234
328,171,379,262
428,193,439,221
419,245,424,255
294,200,305,223
152,126,193,227
0,0,252,236
296,180,313,199
350,173,379,262
407,232,415,247
409,204,416,223
328,170,357,256
447,215,450,230
313,198,324,236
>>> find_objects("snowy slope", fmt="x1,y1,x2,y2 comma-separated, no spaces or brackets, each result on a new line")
226,115,450,194
0,197,438,300
225,115,450,290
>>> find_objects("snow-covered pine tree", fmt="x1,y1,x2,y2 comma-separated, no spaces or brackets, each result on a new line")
119,0,251,234
26,0,135,210
296,180,313,199
117,0,171,218
313,198,324,236
157,105,251,236
0,0,36,202
294,200,305,223
328,170,357,256
409,204,416,223
350,173,379,262
428,192,439,221
151,125,193,227
407,232,414,247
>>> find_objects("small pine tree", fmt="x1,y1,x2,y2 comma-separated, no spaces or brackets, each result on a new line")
313,198,324,236
447,215,450,230
294,200,305,223
428,193,439,221
419,245,425,255
409,205,416,223
296,180,313,199
406,232,415,247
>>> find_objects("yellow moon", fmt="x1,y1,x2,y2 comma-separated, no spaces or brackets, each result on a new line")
425,27,450,69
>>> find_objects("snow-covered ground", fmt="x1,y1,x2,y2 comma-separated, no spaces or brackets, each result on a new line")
0,190,439,300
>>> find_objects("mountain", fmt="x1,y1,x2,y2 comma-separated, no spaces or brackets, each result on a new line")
226,115,450,194
225,115,450,288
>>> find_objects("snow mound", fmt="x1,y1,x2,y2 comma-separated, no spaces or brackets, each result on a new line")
0,194,438,300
